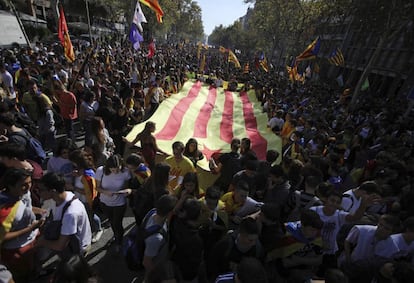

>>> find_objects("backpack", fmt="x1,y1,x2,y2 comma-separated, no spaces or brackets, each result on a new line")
123,208,167,271
9,130,46,165
13,112,39,138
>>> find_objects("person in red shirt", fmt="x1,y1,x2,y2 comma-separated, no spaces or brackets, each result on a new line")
54,79,78,141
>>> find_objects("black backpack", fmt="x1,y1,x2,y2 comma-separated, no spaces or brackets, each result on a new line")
9,130,46,165
122,208,167,271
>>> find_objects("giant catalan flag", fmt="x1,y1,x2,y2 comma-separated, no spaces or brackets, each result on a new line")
125,80,281,173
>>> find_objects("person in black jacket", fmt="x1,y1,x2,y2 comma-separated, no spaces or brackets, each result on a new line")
169,198,204,281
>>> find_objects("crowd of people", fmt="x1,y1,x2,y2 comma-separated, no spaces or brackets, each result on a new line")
0,37,413,283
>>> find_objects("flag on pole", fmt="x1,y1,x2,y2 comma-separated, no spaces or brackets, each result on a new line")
139,0,164,23
328,47,345,66
296,37,321,62
125,80,281,167
133,0,147,33
129,24,144,50
228,50,241,68
147,39,156,58
58,4,75,62
258,52,269,72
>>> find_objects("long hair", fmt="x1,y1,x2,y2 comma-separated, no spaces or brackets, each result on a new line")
151,162,170,190
90,116,105,145
184,138,200,158
103,154,124,175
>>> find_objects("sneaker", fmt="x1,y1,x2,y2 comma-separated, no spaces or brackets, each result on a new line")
91,230,104,243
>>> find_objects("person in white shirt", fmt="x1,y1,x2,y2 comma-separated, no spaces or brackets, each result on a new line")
310,187,378,275
342,180,381,214
375,216,414,262
0,64,16,100
37,172,92,258
96,154,131,252
339,214,399,282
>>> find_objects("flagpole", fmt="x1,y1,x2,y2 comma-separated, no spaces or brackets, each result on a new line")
85,0,93,43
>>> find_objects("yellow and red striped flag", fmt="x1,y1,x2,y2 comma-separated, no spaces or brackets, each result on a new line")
139,0,164,23
58,4,75,63
228,50,241,68
126,81,281,170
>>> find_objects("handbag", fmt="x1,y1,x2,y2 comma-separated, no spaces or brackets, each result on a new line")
43,196,77,240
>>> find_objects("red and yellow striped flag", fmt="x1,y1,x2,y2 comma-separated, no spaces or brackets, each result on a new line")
139,0,164,23
126,81,281,169
58,5,75,62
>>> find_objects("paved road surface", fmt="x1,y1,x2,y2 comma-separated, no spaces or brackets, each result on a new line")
35,124,144,283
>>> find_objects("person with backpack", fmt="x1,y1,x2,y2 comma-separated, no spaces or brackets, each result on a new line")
36,172,92,258
169,198,204,282
142,195,177,276
0,112,46,165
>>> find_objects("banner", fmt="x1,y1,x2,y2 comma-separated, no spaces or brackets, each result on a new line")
126,81,281,171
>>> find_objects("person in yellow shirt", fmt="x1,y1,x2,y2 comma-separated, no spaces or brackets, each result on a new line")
165,141,196,192
220,181,263,226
